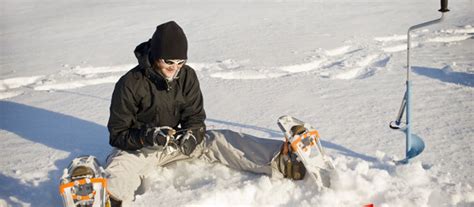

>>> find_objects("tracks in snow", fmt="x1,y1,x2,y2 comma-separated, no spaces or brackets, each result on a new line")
1,25,472,99
193,25,472,81
0,64,133,99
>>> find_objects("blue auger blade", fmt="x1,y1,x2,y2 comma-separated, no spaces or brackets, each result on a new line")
407,133,425,159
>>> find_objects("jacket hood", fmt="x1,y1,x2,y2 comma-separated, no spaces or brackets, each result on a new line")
134,41,153,69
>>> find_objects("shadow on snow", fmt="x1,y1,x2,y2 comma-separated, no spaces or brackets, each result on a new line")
0,100,110,206
413,66,474,87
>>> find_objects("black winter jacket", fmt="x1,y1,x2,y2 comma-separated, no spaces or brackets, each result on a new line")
107,41,206,151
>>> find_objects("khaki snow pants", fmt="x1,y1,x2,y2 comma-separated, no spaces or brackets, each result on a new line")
105,129,284,203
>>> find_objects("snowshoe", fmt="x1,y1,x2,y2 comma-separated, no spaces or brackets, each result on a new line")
59,155,110,207
277,115,335,189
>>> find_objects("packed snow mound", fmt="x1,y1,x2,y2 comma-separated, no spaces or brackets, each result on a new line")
131,152,474,207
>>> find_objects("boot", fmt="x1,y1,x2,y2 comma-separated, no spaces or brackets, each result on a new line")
277,124,307,180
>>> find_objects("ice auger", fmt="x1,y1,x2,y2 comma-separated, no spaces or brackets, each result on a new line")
390,0,450,163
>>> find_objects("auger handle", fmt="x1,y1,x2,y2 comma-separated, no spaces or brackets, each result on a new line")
439,0,450,12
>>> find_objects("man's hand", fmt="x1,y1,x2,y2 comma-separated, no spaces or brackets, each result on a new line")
142,126,176,147
177,130,198,156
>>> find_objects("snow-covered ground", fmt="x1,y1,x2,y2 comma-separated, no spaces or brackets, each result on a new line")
1,0,473,206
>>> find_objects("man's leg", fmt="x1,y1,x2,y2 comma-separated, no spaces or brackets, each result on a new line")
201,129,285,177
105,147,199,206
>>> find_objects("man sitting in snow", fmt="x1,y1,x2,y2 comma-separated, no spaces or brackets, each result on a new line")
105,21,306,207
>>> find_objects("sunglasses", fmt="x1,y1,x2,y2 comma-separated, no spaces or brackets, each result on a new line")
162,59,186,65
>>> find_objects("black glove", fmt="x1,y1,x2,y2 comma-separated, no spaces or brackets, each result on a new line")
142,126,175,147
191,126,206,144
177,130,198,156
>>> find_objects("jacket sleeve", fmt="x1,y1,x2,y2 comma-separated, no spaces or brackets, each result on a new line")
180,68,206,143
107,76,145,151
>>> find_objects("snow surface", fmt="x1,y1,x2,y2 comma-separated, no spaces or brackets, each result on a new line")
1,0,473,206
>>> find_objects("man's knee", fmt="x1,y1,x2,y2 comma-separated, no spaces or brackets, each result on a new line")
105,150,149,202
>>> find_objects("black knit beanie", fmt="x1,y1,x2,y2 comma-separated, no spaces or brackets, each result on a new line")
149,21,188,61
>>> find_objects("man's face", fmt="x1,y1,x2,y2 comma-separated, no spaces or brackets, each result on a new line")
155,59,186,79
